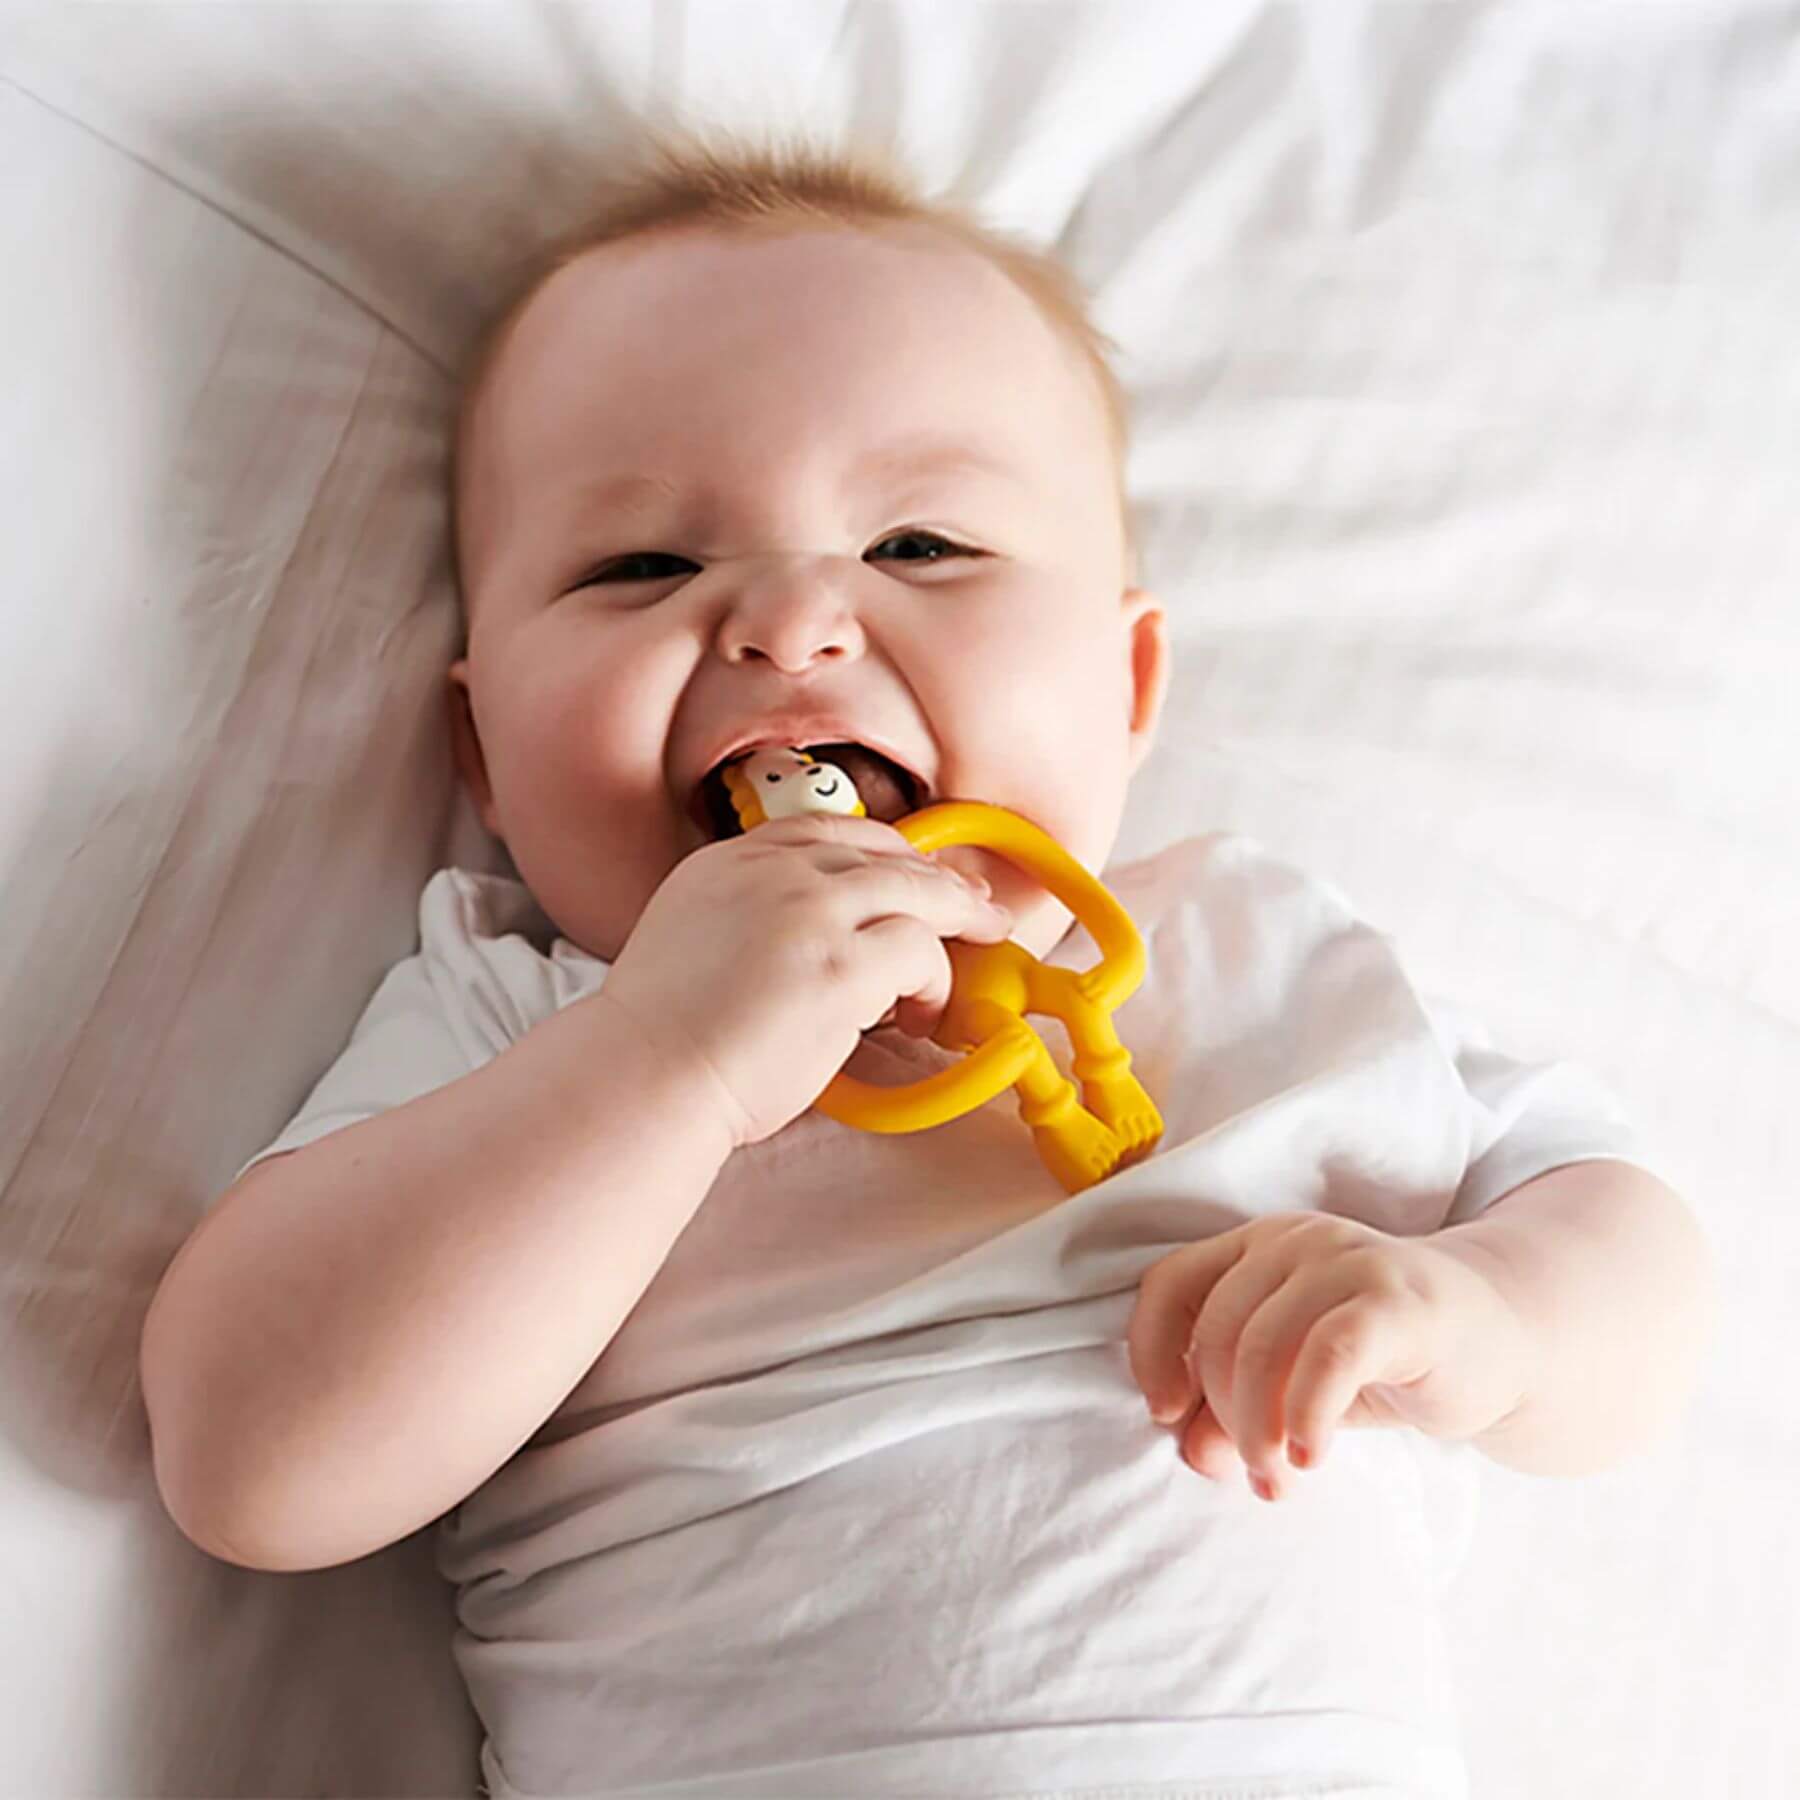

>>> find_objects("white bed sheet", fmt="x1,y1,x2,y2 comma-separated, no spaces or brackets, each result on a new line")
1,4,1794,1796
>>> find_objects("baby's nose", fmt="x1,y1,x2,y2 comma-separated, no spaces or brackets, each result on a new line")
715,565,867,672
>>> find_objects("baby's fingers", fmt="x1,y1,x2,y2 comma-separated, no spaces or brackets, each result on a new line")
1177,1398,1249,1485
1126,1233,1249,1424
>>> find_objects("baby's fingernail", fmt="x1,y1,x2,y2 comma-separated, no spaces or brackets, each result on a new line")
1288,1439,1310,1469
1149,1397,1183,1424
1249,1471,1275,1502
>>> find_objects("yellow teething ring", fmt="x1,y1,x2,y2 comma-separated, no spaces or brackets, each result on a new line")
814,801,1148,1133
717,750,1161,1188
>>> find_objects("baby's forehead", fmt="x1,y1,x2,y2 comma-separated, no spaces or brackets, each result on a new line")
517,218,1022,339
453,222,1123,594
469,222,1095,452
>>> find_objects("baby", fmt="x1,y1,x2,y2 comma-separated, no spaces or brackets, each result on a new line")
141,133,1716,1800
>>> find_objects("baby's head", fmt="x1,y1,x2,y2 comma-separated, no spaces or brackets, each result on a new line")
448,131,1168,963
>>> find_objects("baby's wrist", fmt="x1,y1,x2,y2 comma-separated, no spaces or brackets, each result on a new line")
585,987,747,1158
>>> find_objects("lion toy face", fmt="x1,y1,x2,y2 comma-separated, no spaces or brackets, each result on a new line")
723,747,869,830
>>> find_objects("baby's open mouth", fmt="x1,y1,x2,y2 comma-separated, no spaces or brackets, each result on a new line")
693,742,926,840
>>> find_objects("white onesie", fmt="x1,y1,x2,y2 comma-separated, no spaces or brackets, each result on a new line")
234,831,1665,1800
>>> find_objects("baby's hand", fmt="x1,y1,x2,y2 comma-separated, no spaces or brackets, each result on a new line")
601,813,1011,1152
1125,1213,1536,1501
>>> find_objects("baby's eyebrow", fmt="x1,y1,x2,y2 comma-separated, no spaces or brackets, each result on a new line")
567,434,1025,518
852,433,1026,491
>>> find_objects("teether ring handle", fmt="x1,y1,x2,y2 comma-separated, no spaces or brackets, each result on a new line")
898,802,1145,1005
814,1017,1039,1133
816,801,1147,1132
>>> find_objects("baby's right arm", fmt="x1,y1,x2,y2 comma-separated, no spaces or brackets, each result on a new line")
140,987,738,1574
141,814,1007,1574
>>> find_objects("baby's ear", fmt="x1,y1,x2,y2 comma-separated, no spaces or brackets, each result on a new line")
446,660,502,837
1122,589,1170,771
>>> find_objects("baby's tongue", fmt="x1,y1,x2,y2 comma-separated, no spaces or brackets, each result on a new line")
807,743,913,823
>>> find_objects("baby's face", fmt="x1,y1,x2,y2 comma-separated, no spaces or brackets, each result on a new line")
450,222,1167,962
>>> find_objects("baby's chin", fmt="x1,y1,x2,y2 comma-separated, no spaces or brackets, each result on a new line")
937,846,1078,962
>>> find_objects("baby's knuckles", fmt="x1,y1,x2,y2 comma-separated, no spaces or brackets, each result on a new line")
1134,1213,1505,1499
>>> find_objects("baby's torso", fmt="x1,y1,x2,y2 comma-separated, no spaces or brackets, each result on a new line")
475,834,1471,1442
432,833,1482,1797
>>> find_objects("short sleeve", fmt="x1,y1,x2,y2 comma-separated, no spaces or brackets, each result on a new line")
1423,992,1674,1226
229,950,477,1186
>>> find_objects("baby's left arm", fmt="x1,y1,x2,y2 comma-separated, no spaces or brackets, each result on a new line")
1128,1159,1718,1498
1428,1158,1718,1478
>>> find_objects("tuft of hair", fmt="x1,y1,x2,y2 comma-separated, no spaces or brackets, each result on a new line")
449,126,1136,636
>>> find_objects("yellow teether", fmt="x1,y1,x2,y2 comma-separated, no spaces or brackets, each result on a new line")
726,745,1162,1193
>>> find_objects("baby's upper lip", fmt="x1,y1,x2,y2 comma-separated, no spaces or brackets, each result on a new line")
683,715,936,810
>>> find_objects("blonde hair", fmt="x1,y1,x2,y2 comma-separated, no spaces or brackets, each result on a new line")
450,127,1134,632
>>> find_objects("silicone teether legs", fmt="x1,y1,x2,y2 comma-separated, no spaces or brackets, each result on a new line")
1051,977,1163,1164
1010,1043,1141,1195
949,960,1162,1195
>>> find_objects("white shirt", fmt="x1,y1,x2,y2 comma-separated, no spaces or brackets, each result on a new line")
236,832,1662,1800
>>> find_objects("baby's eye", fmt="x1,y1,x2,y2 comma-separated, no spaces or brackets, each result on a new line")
866,530,979,565
572,552,698,588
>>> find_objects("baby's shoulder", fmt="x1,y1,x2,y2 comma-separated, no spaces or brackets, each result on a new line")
418,865,556,956
409,866,590,1052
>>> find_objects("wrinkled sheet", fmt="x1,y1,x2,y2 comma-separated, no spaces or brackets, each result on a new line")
1,4,1794,1797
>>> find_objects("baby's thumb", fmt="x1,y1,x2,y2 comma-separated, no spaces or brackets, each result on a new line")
892,992,947,1040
